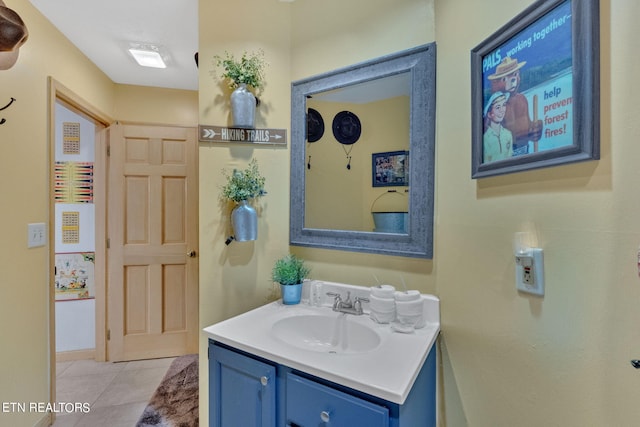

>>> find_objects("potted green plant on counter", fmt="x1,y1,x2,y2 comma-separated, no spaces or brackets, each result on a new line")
213,49,267,129
221,158,266,242
271,254,310,305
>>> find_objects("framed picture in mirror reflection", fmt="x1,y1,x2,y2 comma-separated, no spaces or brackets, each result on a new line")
372,150,409,187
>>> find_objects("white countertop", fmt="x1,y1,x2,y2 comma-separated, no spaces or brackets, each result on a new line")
204,281,440,404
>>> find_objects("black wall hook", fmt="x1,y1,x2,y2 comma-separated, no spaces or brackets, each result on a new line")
1,97,16,111
0,97,16,125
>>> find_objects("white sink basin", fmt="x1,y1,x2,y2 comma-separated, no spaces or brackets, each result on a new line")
204,280,440,404
271,313,381,354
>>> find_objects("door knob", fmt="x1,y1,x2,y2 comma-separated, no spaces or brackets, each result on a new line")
187,250,197,258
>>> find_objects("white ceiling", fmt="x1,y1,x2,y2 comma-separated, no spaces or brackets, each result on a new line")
312,73,411,104
29,0,199,91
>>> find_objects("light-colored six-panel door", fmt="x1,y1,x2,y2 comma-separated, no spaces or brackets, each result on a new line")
107,124,198,361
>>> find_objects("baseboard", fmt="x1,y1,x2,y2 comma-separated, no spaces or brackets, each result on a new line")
33,413,51,427
56,349,95,362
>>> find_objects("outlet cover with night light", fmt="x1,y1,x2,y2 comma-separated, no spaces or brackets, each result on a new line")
515,248,544,296
514,232,545,296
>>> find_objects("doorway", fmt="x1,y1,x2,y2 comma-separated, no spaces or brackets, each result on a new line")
48,79,199,415
48,78,112,414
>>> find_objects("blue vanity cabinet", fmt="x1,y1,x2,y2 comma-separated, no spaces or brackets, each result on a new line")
209,340,437,427
209,343,277,427
284,343,437,427
286,373,389,427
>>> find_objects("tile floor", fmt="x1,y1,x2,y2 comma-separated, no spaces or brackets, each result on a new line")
52,357,175,427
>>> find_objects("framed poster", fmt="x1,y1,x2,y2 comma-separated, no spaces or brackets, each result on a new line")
55,252,95,301
372,150,409,187
54,161,94,203
471,0,599,178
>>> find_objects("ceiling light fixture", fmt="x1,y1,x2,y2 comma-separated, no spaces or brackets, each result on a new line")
127,43,167,68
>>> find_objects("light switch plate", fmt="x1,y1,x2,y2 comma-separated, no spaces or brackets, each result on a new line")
516,248,544,296
28,223,47,248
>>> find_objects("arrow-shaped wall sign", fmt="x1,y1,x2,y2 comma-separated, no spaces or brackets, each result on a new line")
199,125,287,146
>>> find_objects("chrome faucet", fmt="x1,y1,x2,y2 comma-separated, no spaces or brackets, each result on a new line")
326,291,369,315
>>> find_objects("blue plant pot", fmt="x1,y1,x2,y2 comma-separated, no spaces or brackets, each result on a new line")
281,283,302,305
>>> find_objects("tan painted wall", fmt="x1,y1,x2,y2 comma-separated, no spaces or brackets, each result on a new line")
0,1,114,425
0,1,197,425
198,0,434,425
113,85,198,126
199,0,640,425
435,0,640,425
8,0,639,425
197,1,292,424
290,0,434,79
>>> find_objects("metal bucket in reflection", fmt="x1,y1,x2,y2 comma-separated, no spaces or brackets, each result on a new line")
371,212,408,233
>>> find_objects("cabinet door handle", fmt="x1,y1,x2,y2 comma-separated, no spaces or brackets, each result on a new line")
320,410,330,422
260,376,269,386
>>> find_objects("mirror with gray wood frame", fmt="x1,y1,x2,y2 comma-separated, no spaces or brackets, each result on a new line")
290,43,436,258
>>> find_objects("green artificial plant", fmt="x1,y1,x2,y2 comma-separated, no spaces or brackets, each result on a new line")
221,158,266,203
213,50,267,93
271,254,310,286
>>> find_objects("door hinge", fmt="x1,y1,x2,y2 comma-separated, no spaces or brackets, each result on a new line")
106,238,110,249
107,329,111,341
107,145,110,156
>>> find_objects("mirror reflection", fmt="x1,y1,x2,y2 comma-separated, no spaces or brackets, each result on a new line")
290,43,436,258
304,73,410,233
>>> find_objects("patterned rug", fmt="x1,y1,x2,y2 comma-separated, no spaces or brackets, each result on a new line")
136,354,199,427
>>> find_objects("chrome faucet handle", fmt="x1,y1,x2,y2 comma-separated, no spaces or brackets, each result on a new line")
325,292,342,310
354,296,369,314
